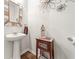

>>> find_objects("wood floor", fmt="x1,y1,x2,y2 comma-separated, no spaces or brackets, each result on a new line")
21,51,36,59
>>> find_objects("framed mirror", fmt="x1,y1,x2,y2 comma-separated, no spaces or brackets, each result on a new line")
9,1,19,23
4,0,23,26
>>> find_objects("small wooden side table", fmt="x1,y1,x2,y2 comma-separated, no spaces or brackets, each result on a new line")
36,38,54,59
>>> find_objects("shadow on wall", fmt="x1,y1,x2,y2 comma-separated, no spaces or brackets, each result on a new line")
28,30,32,50
54,41,68,59
48,27,75,59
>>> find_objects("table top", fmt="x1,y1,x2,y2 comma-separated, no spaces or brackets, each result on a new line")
36,37,54,42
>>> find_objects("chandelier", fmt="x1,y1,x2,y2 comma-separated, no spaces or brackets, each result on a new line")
40,0,75,12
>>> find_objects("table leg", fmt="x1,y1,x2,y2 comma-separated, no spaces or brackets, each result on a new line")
36,48,38,59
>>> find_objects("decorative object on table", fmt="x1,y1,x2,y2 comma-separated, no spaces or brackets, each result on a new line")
41,25,46,38
40,0,75,12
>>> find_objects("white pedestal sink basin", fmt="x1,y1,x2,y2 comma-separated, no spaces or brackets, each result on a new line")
6,33,26,59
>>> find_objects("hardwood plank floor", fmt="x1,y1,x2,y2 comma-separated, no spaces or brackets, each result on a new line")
21,51,36,59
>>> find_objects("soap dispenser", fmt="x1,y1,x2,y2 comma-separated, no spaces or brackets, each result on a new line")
24,24,28,34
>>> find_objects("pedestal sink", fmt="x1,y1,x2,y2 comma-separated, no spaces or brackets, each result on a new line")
6,33,26,59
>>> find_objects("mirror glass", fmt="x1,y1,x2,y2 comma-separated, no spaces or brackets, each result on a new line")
9,1,19,22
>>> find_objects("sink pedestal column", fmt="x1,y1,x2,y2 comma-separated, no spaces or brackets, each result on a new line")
13,40,20,59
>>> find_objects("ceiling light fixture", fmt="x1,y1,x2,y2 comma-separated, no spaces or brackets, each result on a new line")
40,0,74,12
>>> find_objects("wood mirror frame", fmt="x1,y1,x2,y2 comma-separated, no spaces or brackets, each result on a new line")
4,0,23,27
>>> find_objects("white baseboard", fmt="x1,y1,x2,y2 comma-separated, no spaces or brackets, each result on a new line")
29,49,36,55
21,48,36,55
21,48,30,55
